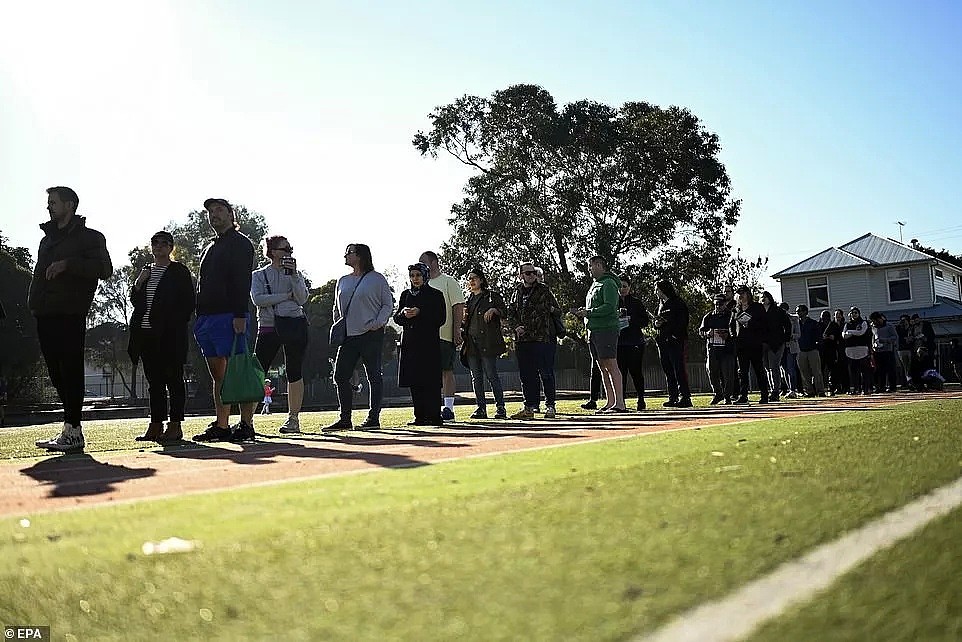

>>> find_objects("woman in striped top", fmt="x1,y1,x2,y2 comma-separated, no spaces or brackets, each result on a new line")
128,231,196,443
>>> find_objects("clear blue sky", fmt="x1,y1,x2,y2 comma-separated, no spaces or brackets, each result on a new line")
2,0,960,294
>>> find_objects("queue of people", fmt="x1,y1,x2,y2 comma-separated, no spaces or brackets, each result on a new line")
24,186,952,454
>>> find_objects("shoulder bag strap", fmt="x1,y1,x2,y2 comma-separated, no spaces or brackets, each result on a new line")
341,271,368,318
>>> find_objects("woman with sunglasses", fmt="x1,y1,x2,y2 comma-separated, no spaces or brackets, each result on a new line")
460,267,508,420
251,235,310,433
394,263,446,426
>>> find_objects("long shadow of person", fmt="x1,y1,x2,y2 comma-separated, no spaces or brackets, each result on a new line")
156,441,430,470
20,454,157,498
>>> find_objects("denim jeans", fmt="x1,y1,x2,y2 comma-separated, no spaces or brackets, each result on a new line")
515,341,556,408
467,354,505,410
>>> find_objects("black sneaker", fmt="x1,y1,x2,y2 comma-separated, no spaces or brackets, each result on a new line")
494,408,508,419
580,400,598,410
323,418,353,432
677,398,693,408
358,417,381,429
469,408,488,419
663,400,679,408
637,399,647,411
229,421,255,443
732,397,750,405
709,395,724,405
192,422,232,442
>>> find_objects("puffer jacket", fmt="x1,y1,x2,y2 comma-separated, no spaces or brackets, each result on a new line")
28,216,112,316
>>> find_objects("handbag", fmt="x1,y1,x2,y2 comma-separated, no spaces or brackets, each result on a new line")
261,272,309,344
330,272,368,348
220,334,266,404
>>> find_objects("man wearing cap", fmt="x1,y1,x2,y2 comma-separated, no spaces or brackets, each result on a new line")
700,293,736,404
191,198,257,442
31,186,113,453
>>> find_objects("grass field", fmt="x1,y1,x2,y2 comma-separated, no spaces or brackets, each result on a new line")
2,397,961,640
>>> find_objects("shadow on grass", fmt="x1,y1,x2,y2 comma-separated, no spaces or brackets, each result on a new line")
20,454,157,498
153,441,432,470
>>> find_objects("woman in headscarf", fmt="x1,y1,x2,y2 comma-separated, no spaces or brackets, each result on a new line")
460,267,508,419
394,263,446,426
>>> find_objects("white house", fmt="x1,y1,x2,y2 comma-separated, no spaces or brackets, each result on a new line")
772,233,962,339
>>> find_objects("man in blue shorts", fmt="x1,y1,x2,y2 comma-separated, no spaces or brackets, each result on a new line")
191,198,257,443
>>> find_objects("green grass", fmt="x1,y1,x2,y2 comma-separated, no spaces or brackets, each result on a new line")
747,494,962,642
1,396,721,460
1,399,961,640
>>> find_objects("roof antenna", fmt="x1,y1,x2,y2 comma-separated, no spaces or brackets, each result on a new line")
896,221,906,243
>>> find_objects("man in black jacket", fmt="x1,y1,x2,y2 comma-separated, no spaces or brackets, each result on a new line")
731,286,770,404
191,198,257,443
31,186,112,453
617,277,651,410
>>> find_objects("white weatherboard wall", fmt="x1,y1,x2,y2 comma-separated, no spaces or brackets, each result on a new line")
826,269,871,313
933,264,962,301
865,263,934,311
778,277,808,308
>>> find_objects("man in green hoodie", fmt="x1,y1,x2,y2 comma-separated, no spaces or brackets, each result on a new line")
574,256,627,412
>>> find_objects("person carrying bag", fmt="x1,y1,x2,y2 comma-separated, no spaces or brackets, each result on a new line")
221,334,266,405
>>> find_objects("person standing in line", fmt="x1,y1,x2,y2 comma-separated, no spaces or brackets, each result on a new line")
616,277,651,410
394,263,446,426
127,230,195,444
841,306,872,395
507,261,562,419
573,256,627,413
250,235,310,433
31,186,112,453
759,291,791,402
794,305,825,397
731,286,770,404
869,312,898,393
817,310,838,395
324,243,394,431
460,267,508,420
895,314,914,389
418,251,465,421
779,301,802,398
830,309,851,394
190,198,257,443
653,280,692,408
700,293,736,404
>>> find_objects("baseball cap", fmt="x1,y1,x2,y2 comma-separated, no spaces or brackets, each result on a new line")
203,197,233,213
150,230,174,245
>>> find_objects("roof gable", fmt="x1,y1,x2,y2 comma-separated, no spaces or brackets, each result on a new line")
773,233,936,279
772,247,870,278
840,233,935,265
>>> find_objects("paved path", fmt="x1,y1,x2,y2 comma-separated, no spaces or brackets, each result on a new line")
2,394,954,517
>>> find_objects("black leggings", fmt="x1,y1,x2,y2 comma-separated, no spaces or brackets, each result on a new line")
254,330,306,382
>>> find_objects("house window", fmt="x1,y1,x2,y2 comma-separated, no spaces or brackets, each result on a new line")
806,276,829,309
887,268,912,303
935,268,945,281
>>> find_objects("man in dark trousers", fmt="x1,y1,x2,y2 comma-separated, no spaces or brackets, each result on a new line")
190,198,257,443
31,186,112,453
616,277,651,410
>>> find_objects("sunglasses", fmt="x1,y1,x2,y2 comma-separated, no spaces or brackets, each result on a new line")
521,270,536,276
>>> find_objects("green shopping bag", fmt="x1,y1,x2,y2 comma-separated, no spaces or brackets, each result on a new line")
220,334,266,405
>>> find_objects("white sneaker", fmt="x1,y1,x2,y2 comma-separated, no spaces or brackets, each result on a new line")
544,406,556,419
278,416,301,434
36,423,85,453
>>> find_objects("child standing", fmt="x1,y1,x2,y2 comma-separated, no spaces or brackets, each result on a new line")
261,379,275,414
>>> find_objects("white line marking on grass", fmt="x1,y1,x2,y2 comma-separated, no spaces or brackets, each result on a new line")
638,474,962,642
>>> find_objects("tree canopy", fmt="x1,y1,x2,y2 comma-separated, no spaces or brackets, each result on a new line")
413,84,743,308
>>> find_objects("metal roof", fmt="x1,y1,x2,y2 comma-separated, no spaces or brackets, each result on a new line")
881,296,962,321
772,233,936,278
771,247,870,278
